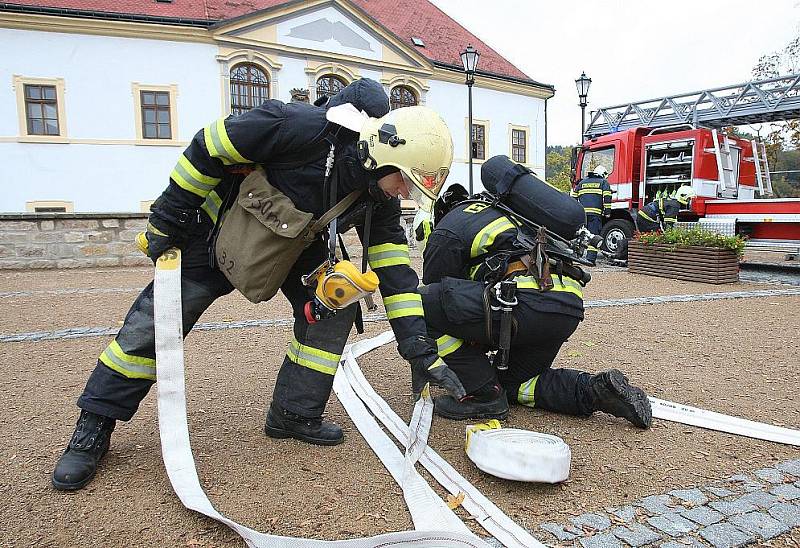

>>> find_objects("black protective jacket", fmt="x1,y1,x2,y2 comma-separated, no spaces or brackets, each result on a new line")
154,79,436,363
571,176,612,217
637,197,680,232
423,202,584,319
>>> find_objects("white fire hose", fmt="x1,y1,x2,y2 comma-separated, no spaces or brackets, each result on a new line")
153,250,800,548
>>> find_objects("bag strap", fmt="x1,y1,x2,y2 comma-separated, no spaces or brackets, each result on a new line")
310,189,363,234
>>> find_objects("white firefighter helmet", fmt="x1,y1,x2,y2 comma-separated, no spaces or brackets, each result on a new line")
590,164,609,178
675,185,696,206
357,106,454,211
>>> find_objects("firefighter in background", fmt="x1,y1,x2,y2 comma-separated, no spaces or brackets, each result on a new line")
636,185,696,232
571,164,612,265
52,79,465,491
416,185,652,429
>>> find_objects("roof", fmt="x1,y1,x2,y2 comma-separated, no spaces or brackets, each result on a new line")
0,0,551,88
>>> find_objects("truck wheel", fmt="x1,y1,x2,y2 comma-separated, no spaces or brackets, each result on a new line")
600,219,634,254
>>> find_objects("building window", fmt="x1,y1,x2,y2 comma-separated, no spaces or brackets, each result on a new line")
316,74,347,100
132,83,178,143
390,85,418,110
511,128,527,163
24,84,60,136
471,123,486,160
14,76,67,141
140,91,172,139
230,63,270,115
26,200,74,213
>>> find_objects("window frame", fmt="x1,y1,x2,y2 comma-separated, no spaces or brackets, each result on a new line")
466,118,490,164
14,75,67,143
229,62,271,116
25,200,74,213
315,74,348,101
389,85,418,110
509,124,530,165
131,83,178,145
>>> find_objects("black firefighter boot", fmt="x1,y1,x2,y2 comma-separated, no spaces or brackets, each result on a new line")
52,410,116,491
587,369,652,429
264,402,343,446
434,382,509,420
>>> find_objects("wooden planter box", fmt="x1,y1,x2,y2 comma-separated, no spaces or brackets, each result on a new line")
628,241,739,284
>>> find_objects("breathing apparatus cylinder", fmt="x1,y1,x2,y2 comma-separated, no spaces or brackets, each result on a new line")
303,260,379,324
481,155,586,240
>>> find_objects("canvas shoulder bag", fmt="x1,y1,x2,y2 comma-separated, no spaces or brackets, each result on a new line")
214,166,361,303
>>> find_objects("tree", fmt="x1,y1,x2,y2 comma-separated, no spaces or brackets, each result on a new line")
545,146,574,192
752,34,800,149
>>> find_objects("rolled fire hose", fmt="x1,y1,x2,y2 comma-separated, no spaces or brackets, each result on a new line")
153,249,492,548
464,420,571,483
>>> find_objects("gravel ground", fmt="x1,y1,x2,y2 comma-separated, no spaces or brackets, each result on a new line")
1,263,798,547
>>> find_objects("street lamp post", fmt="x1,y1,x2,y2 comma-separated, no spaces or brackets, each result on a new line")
575,71,592,144
461,44,480,195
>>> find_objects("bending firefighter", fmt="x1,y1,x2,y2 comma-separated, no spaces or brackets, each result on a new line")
571,164,612,265
636,185,695,232
417,157,652,428
52,79,465,491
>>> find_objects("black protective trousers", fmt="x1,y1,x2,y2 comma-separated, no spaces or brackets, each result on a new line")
78,229,356,422
420,278,594,416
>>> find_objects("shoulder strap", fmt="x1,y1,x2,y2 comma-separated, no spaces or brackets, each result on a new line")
310,190,363,233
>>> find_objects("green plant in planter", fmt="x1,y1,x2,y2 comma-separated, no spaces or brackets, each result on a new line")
636,228,746,257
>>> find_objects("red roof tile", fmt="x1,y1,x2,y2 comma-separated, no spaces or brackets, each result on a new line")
1,0,548,86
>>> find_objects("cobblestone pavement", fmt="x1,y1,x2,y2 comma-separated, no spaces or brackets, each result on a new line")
534,459,800,548
3,287,799,343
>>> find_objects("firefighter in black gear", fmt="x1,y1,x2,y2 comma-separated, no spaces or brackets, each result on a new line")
418,198,652,429
571,165,612,265
52,79,464,491
636,185,695,232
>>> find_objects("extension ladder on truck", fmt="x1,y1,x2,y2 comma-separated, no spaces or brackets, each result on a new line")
751,140,774,196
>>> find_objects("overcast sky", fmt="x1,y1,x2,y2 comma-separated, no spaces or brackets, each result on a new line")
429,0,800,146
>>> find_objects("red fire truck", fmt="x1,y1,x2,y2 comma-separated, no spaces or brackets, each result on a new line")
572,74,800,254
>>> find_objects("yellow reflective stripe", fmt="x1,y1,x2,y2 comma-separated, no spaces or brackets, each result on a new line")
664,217,677,223
638,210,657,222
203,118,248,165
201,190,222,224
146,222,167,237
99,340,156,380
588,245,599,252
215,119,248,163
470,216,516,258
368,242,411,269
515,274,584,298
602,191,613,196
286,338,340,376
517,375,539,407
436,334,463,357
468,264,481,280
428,357,445,370
577,189,603,195
584,207,603,215
170,154,221,198
383,292,424,319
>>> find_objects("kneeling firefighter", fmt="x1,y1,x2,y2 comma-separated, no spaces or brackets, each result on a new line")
52,79,465,491
417,155,652,428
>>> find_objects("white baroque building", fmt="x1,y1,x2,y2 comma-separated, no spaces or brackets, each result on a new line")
0,0,554,213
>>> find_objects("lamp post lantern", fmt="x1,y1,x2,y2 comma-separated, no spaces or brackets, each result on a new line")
575,71,592,144
461,44,480,195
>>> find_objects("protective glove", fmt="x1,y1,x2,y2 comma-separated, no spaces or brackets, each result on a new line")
414,219,433,250
410,354,466,401
135,197,191,262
